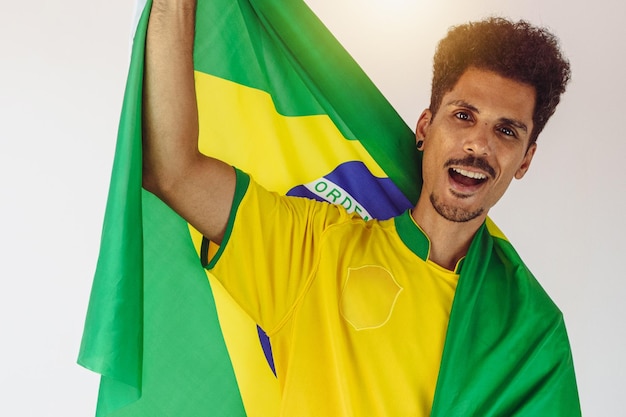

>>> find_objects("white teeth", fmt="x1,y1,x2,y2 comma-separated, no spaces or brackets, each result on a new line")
452,167,487,180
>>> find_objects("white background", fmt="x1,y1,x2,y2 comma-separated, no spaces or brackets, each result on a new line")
1,0,624,415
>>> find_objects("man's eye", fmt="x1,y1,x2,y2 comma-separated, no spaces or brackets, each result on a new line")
499,127,516,137
455,111,471,121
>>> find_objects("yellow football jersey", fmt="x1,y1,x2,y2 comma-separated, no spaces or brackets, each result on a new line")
208,170,459,416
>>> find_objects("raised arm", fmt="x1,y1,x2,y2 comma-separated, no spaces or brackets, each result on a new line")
142,0,236,243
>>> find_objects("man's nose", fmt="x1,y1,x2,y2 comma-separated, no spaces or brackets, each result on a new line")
463,125,492,156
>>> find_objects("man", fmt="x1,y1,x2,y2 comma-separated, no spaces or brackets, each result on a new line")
143,0,579,415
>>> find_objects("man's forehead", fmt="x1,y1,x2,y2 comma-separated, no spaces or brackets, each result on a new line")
442,68,536,123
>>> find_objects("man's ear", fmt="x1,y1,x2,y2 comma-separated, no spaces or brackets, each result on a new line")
415,109,432,146
515,142,537,179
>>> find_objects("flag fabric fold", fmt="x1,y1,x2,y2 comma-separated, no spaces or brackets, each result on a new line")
77,2,148,414
431,219,580,416
79,0,579,415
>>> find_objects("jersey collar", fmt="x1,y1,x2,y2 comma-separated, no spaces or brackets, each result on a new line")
394,210,488,274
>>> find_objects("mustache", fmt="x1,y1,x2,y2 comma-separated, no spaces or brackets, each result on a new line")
444,156,496,178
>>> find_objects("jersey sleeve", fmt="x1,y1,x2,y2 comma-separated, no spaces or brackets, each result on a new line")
206,168,353,332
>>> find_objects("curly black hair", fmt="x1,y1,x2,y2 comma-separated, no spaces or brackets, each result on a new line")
430,17,571,144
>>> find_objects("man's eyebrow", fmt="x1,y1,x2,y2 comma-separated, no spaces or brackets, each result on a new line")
445,99,478,113
500,118,528,133
446,99,529,134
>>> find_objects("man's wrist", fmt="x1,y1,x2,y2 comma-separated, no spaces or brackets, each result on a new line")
151,0,196,14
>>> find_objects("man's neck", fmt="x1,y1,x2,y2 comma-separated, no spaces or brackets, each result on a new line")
410,201,486,271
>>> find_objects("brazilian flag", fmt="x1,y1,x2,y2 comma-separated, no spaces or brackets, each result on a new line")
78,0,581,416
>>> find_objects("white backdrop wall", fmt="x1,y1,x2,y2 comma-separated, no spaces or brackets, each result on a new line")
1,0,623,415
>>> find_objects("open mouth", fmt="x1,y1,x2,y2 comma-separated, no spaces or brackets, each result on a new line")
449,167,488,187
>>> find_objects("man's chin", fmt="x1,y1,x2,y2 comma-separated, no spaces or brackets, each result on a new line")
430,193,484,223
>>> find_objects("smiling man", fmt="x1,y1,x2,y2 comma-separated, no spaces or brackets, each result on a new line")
413,67,539,270
142,1,579,415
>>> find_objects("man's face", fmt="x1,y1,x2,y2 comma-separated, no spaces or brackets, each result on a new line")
417,67,537,223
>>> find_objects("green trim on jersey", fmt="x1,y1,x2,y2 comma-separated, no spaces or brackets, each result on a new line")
394,211,468,274
394,210,430,263
206,168,250,270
